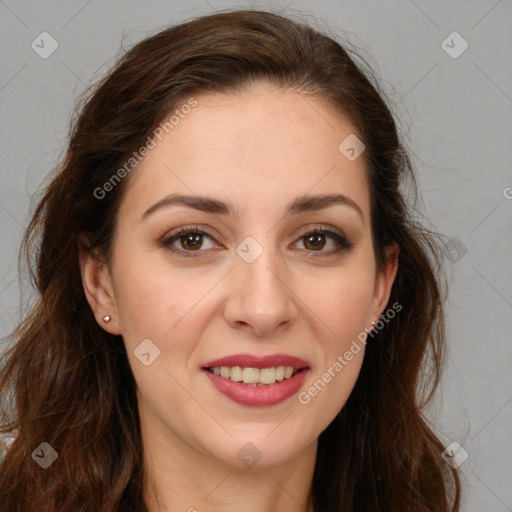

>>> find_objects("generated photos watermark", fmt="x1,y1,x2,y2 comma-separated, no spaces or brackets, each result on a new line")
93,97,198,200
298,301,402,405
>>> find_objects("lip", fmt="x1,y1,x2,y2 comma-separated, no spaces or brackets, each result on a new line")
202,367,310,406
201,353,310,370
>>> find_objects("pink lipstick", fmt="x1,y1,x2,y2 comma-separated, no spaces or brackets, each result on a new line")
201,353,310,406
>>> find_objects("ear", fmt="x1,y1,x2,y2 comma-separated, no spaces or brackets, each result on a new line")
370,242,399,323
78,236,122,335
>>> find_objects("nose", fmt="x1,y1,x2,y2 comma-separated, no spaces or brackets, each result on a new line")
223,243,298,338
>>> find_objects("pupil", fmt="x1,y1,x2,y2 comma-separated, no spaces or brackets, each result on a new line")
184,234,201,249
307,234,324,249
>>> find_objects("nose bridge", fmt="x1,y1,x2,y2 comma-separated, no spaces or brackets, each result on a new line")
238,228,287,276
225,233,297,335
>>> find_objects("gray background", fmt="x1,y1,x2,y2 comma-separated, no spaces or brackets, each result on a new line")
1,0,511,510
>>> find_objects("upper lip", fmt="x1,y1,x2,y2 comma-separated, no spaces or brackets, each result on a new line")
202,353,310,370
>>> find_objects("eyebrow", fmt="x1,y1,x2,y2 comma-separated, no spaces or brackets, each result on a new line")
141,193,365,223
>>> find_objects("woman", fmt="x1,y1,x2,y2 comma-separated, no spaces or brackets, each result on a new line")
0,8,461,511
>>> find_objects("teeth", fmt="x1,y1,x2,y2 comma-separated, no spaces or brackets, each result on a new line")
209,365,298,385
230,366,243,381
242,367,260,384
259,367,276,384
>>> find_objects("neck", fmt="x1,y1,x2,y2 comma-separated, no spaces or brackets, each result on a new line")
140,414,317,512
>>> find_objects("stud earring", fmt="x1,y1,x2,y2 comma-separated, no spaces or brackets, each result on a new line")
371,321,376,327
103,315,111,323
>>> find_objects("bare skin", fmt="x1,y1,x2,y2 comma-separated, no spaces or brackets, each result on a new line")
80,82,398,512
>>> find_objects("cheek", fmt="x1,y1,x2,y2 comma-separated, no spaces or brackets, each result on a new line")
112,249,192,334
307,263,375,341
295,261,373,419
116,264,207,419
297,276,371,432
112,254,221,373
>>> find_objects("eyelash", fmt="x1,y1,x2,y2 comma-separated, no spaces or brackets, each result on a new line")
160,225,354,258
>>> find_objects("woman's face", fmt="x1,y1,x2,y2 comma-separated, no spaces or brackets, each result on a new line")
83,82,397,469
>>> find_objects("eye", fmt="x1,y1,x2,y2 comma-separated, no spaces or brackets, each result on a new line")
160,225,216,257
294,226,354,255
160,225,354,258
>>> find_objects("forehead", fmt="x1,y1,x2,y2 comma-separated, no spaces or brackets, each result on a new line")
119,83,370,221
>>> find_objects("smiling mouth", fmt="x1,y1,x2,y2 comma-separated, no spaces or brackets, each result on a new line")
205,366,305,386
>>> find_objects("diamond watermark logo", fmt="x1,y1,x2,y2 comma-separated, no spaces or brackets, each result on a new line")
134,338,161,366
338,134,365,161
31,32,59,59
237,442,262,467
32,442,59,468
441,32,468,59
443,237,468,263
236,236,263,264
441,441,468,469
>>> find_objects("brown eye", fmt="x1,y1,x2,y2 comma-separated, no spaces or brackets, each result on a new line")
161,225,353,259
179,233,203,251
161,227,216,257
296,228,353,255
303,233,327,250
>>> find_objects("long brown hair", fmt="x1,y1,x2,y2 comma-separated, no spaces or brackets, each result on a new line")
0,8,461,511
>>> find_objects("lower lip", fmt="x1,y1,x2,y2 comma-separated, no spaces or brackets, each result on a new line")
202,369,309,406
